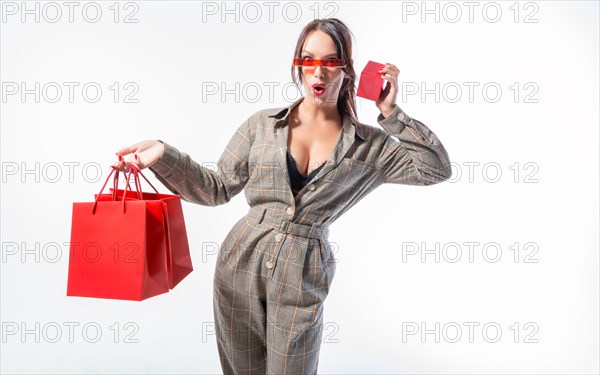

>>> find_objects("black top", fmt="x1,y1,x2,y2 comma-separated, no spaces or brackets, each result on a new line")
286,151,325,196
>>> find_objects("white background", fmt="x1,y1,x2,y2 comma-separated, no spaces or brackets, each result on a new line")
1,1,598,374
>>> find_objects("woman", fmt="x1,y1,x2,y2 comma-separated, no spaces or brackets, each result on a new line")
116,18,451,375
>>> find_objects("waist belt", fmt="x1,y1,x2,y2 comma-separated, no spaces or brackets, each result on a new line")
246,206,330,240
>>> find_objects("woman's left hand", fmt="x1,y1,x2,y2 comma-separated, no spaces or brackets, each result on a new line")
375,63,400,118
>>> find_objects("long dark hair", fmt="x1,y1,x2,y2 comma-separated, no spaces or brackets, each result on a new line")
290,18,359,125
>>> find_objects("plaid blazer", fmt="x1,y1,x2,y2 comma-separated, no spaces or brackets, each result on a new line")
149,96,451,227
148,96,451,372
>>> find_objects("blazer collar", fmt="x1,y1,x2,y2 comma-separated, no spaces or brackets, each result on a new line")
267,96,366,141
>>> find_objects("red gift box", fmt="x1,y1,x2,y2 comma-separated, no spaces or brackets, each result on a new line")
357,60,386,101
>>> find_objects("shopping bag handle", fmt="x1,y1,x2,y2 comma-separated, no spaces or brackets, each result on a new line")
123,163,160,198
133,165,160,195
122,165,138,212
92,166,118,214
121,163,162,213
91,162,160,214
112,167,124,201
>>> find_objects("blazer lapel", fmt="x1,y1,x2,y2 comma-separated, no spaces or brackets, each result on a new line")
272,117,292,197
312,114,357,183
268,96,363,195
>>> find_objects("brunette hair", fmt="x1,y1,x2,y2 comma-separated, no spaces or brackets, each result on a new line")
290,18,359,124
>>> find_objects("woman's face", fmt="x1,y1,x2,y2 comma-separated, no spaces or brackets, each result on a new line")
299,29,347,106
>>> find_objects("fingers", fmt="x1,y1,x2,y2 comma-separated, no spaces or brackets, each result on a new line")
115,158,129,172
380,73,398,89
114,141,150,173
115,144,140,158
114,154,139,172
131,154,143,169
378,63,400,77
115,143,139,166
378,63,399,88
115,160,140,173
117,154,145,172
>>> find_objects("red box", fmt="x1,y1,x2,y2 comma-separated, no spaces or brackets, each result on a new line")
357,60,386,101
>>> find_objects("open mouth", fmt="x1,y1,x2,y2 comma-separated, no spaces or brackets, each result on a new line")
311,83,326,95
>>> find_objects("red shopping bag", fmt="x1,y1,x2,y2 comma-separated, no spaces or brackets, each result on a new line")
95,168,193,289
67,164,192,301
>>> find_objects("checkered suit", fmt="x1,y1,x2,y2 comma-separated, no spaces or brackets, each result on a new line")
149,96,451,374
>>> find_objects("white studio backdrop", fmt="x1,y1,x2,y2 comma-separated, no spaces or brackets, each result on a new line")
1,1,598,374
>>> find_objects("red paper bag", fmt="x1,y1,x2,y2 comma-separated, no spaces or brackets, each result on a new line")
96,183,193,289
67,164,191,301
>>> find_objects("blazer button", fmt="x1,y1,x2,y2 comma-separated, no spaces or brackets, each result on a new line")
308,184,315,191
266,260,274,269
286,207,294,215
397,112,406,122
275,233,283,242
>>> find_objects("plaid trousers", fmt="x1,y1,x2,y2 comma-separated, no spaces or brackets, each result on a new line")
149,96,451,374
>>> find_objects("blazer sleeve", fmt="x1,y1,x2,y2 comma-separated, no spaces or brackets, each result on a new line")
148,114,255,206
375,104,452,186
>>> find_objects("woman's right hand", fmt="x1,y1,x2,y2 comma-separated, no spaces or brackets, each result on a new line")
115,140,165,172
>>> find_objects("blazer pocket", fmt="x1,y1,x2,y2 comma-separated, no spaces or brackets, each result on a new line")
219,216,247,263
319,239,337,289
318,239,337,268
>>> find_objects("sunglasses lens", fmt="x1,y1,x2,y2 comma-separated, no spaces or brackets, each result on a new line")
325,59,346,67
293,58,346,67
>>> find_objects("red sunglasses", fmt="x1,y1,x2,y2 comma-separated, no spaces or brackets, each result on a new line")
293,58,347,68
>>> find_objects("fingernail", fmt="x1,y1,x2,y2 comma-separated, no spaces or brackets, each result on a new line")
134,154,138,160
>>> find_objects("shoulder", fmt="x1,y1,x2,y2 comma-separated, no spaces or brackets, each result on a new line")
354,120,389,144
237,104,289,128
255,104,289,121
232,104,288,145
244,103,293,135
234,105,283,130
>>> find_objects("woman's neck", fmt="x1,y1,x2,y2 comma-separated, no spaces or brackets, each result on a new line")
297,98,342,126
